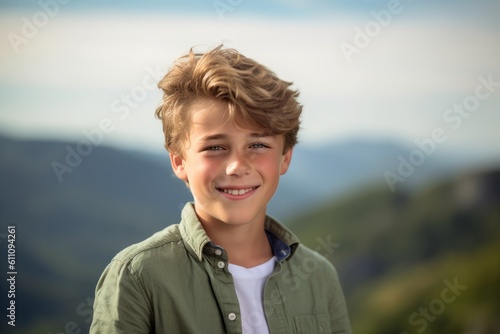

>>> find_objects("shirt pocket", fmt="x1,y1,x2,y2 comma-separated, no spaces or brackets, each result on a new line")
293,314,331,334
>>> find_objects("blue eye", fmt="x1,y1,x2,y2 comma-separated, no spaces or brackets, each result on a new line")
206,146,224,151
250,143,269,149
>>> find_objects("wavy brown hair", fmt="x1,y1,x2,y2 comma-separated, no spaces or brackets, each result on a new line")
155,45,302,156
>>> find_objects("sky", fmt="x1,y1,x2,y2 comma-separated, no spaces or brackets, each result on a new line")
1,0,499,158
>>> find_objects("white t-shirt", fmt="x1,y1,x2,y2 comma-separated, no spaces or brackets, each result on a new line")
228,257,276,334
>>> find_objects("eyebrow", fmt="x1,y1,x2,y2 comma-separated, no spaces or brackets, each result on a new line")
200,133,272,141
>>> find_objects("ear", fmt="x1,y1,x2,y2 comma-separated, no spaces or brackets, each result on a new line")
279,148,293,175
170,152,188,181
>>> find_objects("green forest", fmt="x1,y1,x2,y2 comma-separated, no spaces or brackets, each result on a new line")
290,170,500,333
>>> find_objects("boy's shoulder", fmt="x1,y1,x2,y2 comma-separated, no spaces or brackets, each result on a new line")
107,203,210,271
294,243,338,272
112,223,184,268
283,239,340,291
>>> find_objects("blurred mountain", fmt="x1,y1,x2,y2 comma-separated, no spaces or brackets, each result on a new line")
1,134,499,333
289,168,500,333
0,135,191,333
272,138,499,217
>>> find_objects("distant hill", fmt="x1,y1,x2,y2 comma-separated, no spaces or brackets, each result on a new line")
0,135,191,333
1,134,499,333
288,168,500,333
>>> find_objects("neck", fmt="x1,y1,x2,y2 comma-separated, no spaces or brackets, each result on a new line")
201,219,273,268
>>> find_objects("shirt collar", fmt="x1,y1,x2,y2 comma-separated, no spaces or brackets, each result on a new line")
264,215,300,262
179,203,212,261
178,202,300,262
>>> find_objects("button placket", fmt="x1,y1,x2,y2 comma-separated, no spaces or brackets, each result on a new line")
203,249,241,333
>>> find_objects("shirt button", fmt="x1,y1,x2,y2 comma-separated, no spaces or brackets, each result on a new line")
228,313,236,321
217,261,225,269
214,249,222,256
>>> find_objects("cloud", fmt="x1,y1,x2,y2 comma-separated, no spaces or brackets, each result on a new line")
0,10,499,156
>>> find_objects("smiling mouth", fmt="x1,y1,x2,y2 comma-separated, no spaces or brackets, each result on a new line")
216,186,259,196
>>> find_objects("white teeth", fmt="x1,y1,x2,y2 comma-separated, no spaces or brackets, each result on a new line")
221,188,254,196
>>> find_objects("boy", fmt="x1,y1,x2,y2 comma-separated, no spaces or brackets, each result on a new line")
90,45,351,333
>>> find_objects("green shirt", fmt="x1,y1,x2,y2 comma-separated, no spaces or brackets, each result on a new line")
90,203,352,334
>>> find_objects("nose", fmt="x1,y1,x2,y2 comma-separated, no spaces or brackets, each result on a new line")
226,151,251,176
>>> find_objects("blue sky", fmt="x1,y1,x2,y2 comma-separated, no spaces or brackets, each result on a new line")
1,0,499,159
2,0,499,20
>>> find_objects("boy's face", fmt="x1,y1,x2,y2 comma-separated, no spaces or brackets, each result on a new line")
170,99,292,229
